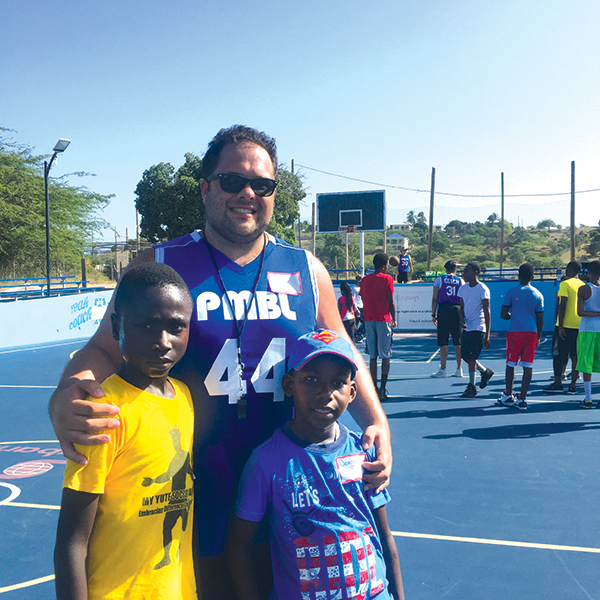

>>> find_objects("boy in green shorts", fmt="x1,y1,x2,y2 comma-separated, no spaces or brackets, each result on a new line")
54,263,197,599
576,260,600,408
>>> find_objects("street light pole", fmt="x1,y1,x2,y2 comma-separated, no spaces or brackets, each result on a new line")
44,139,71,297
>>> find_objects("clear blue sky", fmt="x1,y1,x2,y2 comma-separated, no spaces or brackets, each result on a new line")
3,0,599,241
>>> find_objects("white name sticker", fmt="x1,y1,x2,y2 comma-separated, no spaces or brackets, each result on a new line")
267,272,303,295
336,453,366,483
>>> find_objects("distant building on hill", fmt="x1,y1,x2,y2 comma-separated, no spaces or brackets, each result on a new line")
386,233,409,252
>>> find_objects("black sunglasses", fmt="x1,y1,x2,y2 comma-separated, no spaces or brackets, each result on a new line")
206,173,278,197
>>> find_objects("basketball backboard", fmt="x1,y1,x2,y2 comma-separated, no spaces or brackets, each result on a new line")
316,190,386,233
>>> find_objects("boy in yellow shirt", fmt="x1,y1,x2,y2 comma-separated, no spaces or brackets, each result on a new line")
54,263,197,600
545,261,584,394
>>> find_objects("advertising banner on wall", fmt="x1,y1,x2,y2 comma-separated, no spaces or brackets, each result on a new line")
0,290,113,350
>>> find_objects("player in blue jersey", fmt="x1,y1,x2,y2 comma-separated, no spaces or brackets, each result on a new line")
49,126,392,599
229,329,405,600
497,263,544,410
431,260,464,378
396,247,412,284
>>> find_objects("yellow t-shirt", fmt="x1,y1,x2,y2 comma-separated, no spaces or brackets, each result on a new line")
63,374,196,600
556,277,585,329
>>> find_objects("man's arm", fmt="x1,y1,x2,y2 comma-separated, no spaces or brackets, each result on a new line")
577,285,600,317
500,305,511,320
482,297,491,349
54,488,99,600
459,297,466,329
313,258,391,492
372,505,405,600
49,249,155,463
387,292,397,329
536,312,544,347
557,296,568,338
431,286,440,325
227,516,262,600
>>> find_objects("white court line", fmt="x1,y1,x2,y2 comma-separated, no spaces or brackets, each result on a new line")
0,574,55,594
426,349,439,364
0,482,21,506
3,501,59,510
392,530,600,554
0,385,56,389
0,440,58,444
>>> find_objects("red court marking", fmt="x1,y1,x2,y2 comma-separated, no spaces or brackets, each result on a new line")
0,459,66,480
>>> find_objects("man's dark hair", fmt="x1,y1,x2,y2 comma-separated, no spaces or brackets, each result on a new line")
588,260,600,278
566,260,582,275
114,262,192,316
465,262,480,275
373,253,389,270
444,260,457,273
202,125,278,178
518,262,535,283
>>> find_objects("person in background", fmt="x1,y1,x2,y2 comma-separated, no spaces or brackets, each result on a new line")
497,263,544,411
338,281,357,342
545,261,584,394
360,253,397,402
576,260,600,408
353,275,365,342
458,262,494,398
431,260,464,378
396,247,412,284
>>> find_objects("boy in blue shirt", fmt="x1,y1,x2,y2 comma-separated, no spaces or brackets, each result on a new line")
229,329,404,599
498,263,544,410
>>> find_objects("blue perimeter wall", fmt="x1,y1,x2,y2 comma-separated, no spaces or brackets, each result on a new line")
0,281,560,350
340,280,560,333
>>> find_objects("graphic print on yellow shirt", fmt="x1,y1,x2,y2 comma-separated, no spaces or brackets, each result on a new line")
63,374,196,600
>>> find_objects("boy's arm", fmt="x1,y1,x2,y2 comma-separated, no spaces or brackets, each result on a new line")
387,292,397,328
536,312,544,347
54,488,99,600
431,285,439,325
227,516,262,600
372,505,405,600
557,296,568,337
577,285,600,317
459,297,466,329
482,297,491,349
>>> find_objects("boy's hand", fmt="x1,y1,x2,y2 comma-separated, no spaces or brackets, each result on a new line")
49,379,120,464
361,424,392,493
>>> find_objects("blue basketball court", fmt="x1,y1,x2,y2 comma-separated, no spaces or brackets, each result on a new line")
1,332,599,598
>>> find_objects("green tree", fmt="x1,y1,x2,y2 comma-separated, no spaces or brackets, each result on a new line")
0,130,110,278
135,156,304,245
536,219,557,230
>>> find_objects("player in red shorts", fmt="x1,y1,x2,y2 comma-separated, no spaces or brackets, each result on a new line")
498,263,544,410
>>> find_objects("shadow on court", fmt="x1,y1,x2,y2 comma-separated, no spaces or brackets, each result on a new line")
424,421,600,440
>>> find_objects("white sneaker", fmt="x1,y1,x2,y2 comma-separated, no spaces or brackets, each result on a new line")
498,391,515,406
452,367,463,378
431,369,447,378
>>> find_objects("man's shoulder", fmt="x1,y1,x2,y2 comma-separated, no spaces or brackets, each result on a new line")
155,230,203,250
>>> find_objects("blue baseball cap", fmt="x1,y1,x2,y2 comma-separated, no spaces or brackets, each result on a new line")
288,329,357,377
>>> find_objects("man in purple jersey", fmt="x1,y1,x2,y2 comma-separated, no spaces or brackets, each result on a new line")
431,260,464,378
49,126,392,599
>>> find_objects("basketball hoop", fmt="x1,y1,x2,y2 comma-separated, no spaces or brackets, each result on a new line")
339,226,357,234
